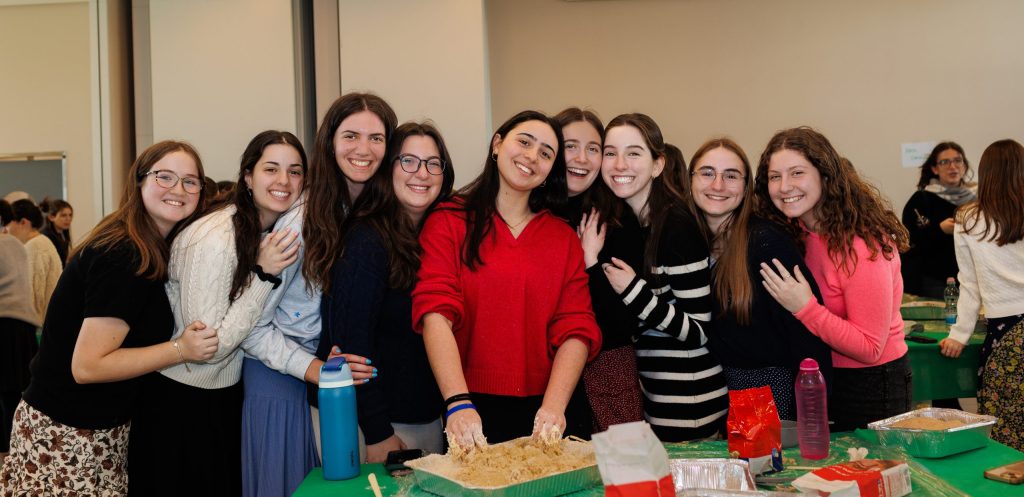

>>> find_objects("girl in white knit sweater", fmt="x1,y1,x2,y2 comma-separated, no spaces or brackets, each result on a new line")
127,131,304,496
939,139,1024,451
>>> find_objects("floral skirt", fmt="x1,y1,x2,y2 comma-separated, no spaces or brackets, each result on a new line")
0,401,129,497
978,314,1024,451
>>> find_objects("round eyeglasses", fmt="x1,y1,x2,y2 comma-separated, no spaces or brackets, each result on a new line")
395,154,445,176
140,170,204,194
936,157,964,168
691,167,746,186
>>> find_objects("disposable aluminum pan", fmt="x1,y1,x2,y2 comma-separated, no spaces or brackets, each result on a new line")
677,490,767,497
405,440,600,497
868,407,997,458
670,459,757,493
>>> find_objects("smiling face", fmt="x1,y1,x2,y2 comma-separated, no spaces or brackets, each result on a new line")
601,125,664,216
244,143,305,230
691,147,747,232
563,120,602,196
49,207,73,231
141,150,202,237
492,120,558,194
393,135,444,223
766,148,823,229
931,148,966,187
333,110,387,198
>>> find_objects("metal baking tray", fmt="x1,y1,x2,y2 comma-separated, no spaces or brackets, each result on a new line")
670,458,757,493
868,407,996,458
405,440,600,497
677,490,768,497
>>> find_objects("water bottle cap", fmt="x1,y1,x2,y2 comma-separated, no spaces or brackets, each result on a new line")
947,277,956,284
799,358,820,371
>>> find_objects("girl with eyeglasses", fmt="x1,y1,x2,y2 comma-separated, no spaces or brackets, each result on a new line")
558,107,645,434
757,127,911,432
686,138,831,421
413,110,601,451
938,139,1024,450
127,131,305,496
901,142,976,299
319,121,455,463
1,142,212,496
589,114,728,442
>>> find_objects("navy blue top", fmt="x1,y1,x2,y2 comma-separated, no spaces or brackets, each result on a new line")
314,223,443,445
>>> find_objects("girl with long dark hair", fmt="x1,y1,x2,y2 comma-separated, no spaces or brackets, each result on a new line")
413,110,601,451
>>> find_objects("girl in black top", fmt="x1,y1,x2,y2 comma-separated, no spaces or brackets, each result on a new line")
41,198,73,266
1,141,216,496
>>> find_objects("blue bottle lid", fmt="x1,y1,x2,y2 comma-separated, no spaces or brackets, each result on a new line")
320,357,354,389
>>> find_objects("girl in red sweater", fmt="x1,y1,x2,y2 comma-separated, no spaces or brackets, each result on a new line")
412,110,602,451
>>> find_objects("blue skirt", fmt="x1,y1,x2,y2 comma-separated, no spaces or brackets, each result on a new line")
241,357,320,497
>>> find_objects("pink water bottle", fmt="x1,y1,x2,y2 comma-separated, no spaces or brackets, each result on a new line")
795,358,829,460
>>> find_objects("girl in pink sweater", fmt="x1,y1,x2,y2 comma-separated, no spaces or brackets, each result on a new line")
755,127,911,432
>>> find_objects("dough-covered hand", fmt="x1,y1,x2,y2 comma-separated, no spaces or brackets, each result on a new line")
760,259,814,313
445,406,487,455
531,405,566,446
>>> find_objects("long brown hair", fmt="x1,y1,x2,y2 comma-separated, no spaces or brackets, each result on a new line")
754,127,909,275
959,139,1024,246
227,130,307,301
303,92,398,293
604,113,691,281
72,141,208,280
340,122,456,289
688,138,756,324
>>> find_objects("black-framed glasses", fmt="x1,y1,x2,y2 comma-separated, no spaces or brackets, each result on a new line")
936,157,964,167
691,167,745,185
140,170,204,194
395,154,445,176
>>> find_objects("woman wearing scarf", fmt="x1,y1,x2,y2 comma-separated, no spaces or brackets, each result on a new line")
901,142,976,298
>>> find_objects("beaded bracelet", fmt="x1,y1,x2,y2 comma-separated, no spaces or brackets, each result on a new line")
445,403,476,419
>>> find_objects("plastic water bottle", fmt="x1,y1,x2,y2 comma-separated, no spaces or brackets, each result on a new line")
319,357,359,480
943,278,959,329
795,358,829,460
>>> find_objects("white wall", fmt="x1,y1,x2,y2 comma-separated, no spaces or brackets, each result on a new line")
338,0,491,188
146,0,298,181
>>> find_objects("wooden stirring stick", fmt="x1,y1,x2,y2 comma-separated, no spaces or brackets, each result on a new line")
368,473,383,497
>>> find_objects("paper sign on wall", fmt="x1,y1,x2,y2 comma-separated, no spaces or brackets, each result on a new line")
901,141,937,168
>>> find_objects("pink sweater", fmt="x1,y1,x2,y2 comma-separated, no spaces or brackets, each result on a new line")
793,232,907,369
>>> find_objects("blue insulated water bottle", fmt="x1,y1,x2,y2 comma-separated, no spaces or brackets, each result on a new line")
319,357,360,480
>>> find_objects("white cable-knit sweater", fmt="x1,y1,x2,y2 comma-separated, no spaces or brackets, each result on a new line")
948,215,1024,345
161,206,274,389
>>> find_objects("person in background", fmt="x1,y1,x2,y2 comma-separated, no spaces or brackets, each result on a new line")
127,131,302,496
559,107,645,434
939,139,1024,451
413,110,601,451
0,200,40,459
1,141,214,495
321,121,454,462
593,113,727,442
901,142,975,298
40,199,73,267
687,138,831,420
4,199,62,323
757,127,911,431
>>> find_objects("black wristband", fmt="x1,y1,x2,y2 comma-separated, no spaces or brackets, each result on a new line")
253,265,282,289
444,393,472,406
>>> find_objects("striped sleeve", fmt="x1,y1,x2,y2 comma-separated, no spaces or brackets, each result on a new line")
619,220,713,347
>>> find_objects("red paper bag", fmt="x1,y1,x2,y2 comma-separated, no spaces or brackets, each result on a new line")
727,386,783,475
593,422,675,497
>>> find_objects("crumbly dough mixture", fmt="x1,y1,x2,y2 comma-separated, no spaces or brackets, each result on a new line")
410,437,595,488
889,417,966,430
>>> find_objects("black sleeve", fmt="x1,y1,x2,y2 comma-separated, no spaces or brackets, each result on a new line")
82,244,152,324
903,192,946,248
319,225,394,445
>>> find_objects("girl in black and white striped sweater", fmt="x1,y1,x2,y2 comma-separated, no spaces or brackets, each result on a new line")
583,113,728,441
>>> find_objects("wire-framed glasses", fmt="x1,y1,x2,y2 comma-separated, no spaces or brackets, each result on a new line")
140,170,204,194
691,167,745,186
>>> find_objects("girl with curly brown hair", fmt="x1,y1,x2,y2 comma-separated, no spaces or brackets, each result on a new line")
755,127,911,432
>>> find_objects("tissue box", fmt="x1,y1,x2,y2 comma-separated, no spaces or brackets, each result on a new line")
793,460,911,497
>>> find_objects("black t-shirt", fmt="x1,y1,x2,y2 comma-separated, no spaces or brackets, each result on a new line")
23,240,174,429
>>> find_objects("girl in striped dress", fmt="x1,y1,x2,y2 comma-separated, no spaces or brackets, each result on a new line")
594,113,728,441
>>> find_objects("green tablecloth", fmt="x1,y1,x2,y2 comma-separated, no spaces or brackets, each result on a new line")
901,294,985,401
293,434,1024,497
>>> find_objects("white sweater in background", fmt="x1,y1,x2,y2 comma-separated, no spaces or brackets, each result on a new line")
25,234,62,322
948,215,1024,345
161,206,274,389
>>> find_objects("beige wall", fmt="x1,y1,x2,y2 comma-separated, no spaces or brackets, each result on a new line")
338,0,491,188
0,2,95,239
146,0,298,182
487,0,1024,212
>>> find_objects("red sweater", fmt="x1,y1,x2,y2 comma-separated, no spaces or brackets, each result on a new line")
412,204,602,397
